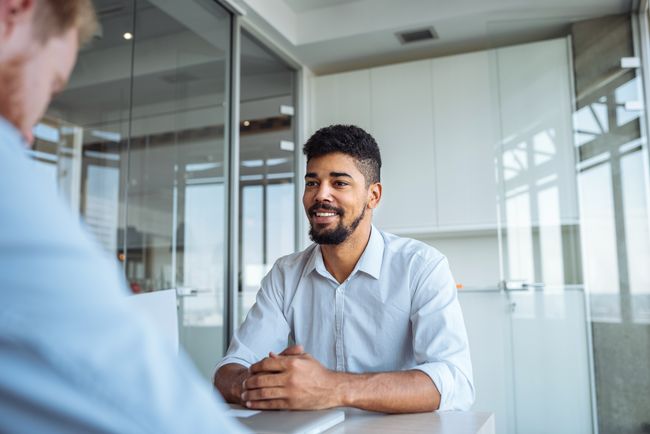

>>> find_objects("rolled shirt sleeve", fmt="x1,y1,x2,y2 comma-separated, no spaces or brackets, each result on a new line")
410,255,475,411
216,265,292,371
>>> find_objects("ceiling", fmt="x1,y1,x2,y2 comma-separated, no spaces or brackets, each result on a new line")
238,0,633,74
283,0,363,13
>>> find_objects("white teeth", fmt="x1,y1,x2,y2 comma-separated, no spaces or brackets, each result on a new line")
315,212,336,217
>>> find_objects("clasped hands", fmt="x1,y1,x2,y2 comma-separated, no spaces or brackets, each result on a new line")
240,345,344,410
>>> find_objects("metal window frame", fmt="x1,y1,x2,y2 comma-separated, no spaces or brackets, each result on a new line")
635,0,650,233
222,10,242,351
217,2,307,347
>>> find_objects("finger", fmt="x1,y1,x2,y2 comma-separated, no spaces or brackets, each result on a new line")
245,399,289,410
279,344,304,356
242,386,287,402
244,373,288,390
249,357,286,374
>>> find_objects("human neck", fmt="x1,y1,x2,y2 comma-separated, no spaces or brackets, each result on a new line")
320,222,372,284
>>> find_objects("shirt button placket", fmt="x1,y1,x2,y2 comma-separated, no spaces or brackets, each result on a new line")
334,282,346,372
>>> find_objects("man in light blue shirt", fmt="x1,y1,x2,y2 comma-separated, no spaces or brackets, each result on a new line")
215,125,474,412
0,0,244,432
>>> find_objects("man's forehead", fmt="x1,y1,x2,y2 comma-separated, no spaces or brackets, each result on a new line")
305,152,362,175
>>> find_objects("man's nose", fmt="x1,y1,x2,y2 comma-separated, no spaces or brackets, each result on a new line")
314,183,333,202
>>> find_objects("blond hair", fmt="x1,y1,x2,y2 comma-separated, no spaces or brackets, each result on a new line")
33,0,98,45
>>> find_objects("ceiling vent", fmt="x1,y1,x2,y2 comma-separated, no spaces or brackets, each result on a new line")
396,27,438,45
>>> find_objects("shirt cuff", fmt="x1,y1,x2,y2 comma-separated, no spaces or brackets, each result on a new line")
212,356,253,384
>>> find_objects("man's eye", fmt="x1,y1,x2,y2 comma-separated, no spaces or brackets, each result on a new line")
305,181,318,187
334,181,349,187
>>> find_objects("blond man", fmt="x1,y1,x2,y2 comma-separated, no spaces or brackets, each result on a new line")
0,1,245,432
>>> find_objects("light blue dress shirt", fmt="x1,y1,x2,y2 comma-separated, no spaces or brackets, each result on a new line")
218,225,475,411
0,117,246,433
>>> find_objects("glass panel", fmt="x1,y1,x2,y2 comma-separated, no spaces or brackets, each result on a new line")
491,36,593,434
238,30,297,324
572,14,650,433
38,0,136,260
122,0,231,379
241,185,264,322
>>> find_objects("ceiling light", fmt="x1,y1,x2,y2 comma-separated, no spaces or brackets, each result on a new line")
123,32,133,40
243,120,250,126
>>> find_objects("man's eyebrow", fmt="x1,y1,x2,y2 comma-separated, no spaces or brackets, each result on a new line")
304,171,353,179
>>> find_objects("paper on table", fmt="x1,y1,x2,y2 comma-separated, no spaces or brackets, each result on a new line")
226,408,261,418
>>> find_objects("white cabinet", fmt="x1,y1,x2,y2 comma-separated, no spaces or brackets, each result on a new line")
432,51,499,228
459,289,594,434
309,38,576,234
370,60,437,231
311,69,372,134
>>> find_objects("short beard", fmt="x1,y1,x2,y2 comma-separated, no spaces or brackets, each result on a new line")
309,204,366,245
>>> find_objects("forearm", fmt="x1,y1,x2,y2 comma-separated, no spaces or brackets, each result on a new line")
337,370,440,413
213,363,249,404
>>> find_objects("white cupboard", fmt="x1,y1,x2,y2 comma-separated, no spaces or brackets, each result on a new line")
370,60,437,231
432,50,499,228
310,37,575,233
311,69,372,132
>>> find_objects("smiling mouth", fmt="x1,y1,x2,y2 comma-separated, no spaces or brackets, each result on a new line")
314,211,338,217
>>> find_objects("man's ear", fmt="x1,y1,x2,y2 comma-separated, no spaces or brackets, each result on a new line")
367,182,382,210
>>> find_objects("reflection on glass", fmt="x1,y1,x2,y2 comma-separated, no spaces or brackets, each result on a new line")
266,183,295,261
573,98,609,147
241,186,264,322
532,128,557,166
32,0,232,379
183,184,225,326
571,14,650,433
578,163,620,300
124,0,230,378
505,190,534,281
620,151,650,324
85,164,120,253
238,31,297,324
538,184,564,286
615,77,641,127
36,0,136,259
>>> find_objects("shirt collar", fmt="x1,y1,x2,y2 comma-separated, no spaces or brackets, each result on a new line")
0,116,27,155
304,225,384,282
355,225,384,280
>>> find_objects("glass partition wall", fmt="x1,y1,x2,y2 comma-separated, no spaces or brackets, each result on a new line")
571,14,650,434
487,11,650,434
238,30,297,324
32,1,297,381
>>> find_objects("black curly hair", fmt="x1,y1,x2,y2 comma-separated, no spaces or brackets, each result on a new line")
303,124,381,186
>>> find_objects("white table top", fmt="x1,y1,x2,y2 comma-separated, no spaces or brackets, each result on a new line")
323,408,495,434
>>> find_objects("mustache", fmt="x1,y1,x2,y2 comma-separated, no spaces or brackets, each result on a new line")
308,202,344,215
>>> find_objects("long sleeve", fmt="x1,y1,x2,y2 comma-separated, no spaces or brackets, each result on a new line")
217,264,292,370
0,127,248,434
409,255,475,411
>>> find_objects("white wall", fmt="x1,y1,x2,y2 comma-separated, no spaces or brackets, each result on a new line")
417,233,500,289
